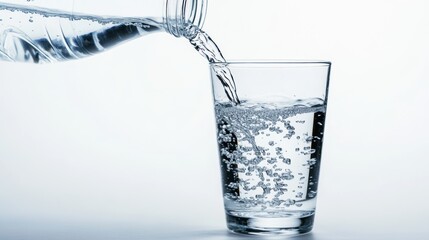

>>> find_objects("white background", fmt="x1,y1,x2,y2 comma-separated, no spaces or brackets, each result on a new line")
0,0,429,239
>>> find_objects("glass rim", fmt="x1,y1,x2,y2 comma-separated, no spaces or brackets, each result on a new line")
209,60,331,66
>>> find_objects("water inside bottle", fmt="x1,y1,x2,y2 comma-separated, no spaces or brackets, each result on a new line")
0,3,240,104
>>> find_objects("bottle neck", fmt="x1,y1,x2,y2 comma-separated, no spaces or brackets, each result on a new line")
164,0,207,38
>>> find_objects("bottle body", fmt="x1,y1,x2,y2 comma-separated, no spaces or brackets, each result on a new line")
0,0,207,63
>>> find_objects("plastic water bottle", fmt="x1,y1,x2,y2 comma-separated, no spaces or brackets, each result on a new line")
0,0,207,63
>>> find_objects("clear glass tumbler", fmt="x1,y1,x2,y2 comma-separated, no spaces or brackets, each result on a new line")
211,61,331,235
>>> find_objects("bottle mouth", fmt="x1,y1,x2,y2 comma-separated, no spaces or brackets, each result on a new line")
165,0,208,38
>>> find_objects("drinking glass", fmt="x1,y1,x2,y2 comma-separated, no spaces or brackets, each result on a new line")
210,61,331,235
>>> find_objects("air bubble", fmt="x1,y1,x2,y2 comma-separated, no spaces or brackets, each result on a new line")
308,191,317,198
282,158,291,165
228,182,239,189
267,158,277,164
284,199,295,206
307,158,317,166
270,198,282,207
281,171,294,180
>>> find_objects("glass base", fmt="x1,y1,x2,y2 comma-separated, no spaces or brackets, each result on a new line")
226,212,314,236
